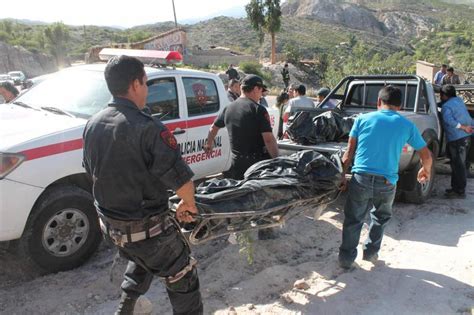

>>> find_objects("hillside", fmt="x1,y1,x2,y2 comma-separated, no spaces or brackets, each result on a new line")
0,0,473,84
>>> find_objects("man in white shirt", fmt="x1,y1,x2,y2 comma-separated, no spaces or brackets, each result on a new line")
285,84,314,114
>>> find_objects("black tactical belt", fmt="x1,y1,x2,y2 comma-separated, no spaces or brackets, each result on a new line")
99,214,173,247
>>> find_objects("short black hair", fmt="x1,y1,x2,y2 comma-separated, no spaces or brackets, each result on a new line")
0,81,19,97
440,85,457,98
447,67,454,73
228,79,240,87
296,84,306,95
104,55,145,96
378,85,402,107
276,91,289,105
441,64,448,68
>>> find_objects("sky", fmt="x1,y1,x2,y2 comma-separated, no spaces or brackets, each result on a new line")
1,0,250,28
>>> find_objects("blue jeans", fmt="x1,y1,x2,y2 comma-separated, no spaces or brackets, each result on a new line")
339,173,396,263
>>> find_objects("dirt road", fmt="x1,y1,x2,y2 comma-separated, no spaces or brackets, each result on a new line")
0,169,473,314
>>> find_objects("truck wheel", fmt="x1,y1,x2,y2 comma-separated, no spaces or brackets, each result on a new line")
17,185,101,273
401,148,437,204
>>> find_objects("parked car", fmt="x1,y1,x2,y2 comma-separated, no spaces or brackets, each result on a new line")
0,53,280,273
8,71,26,85
0,74,15,85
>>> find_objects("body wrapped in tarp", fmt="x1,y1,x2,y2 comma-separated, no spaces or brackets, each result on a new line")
187,150,342,215
287,110,358,145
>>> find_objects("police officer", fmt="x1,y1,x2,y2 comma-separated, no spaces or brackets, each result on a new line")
83,55,203,315
205,74,278,178
204,74,279,239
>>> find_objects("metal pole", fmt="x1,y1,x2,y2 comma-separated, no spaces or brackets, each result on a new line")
172,0,178,28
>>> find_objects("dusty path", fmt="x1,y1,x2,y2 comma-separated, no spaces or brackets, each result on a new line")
0,172,473,314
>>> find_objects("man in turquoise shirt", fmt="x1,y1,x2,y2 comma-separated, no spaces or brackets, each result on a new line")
440,85,473,198
339,85,433,269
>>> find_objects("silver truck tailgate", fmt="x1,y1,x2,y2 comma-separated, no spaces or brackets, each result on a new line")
278,139,347,156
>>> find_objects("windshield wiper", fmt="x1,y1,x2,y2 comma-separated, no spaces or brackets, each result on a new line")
11,101,38,110
40,106,75,118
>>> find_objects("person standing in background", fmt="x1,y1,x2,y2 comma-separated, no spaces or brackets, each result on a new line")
281,63,290,89
433,64,447,85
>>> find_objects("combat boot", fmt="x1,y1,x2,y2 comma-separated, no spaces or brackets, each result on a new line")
115,293,138,315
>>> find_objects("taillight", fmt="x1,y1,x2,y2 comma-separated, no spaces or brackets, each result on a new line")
0,153,25,179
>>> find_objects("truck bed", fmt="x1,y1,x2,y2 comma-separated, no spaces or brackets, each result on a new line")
278,139,347,156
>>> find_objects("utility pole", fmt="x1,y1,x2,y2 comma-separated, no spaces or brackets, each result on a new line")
172,0,178,29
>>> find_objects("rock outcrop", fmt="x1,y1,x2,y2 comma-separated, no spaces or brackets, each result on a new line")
281,0,386,35
378,11,433,38
281,0,435,39
0,41,57,77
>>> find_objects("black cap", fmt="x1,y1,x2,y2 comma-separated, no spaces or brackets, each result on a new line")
317,87,330,97
241,74,267,92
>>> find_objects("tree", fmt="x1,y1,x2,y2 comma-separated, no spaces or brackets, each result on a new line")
283,43,301,64
44,22,70,66
246,0,282,64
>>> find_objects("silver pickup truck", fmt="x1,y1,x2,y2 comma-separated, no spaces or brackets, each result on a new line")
279,75,473,204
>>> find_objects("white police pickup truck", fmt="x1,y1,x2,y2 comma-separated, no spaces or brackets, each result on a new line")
0,50,280,273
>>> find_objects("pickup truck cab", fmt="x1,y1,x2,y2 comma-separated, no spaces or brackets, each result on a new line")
0,51,280,273
279,75,472,204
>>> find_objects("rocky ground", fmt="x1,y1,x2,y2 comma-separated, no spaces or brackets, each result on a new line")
0,164,473,315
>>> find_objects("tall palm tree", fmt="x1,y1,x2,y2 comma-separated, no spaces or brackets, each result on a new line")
246,0,282,64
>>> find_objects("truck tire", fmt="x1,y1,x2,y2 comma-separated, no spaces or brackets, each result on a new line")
17,185,101,273
401,145,437,204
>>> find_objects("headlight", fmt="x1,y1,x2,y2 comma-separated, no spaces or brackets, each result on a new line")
0,153,25,179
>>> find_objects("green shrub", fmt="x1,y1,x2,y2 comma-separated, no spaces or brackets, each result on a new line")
239,61,263,76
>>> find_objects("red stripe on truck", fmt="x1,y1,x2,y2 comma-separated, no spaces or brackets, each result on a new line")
165,116,216,131
20,115,218,161
21,139,84,161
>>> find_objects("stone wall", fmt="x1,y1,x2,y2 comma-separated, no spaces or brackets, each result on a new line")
0,41,57,77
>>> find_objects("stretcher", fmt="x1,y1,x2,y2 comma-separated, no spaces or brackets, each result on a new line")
175,190,339,245
171,150,343,245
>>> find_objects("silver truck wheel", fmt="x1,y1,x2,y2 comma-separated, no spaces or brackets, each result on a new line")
18,185,101,273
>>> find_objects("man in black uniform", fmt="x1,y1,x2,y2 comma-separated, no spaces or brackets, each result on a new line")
204,74,278,179
83,55,203,315
204,75,279,239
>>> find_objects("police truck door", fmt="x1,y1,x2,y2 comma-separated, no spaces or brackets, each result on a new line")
146,77,188,158
179,76,230,179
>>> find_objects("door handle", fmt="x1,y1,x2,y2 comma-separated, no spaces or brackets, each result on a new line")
173,128,186,135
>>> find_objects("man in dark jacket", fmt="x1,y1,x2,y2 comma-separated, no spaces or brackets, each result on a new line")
83,56,203,315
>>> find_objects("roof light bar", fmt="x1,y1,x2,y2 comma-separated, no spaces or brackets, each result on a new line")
99,48,183,66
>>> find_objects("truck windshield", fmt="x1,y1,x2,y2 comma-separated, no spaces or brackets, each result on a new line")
16,69,111,119
346,83,418,111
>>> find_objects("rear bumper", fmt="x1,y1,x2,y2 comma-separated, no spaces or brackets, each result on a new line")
0,179,43,241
